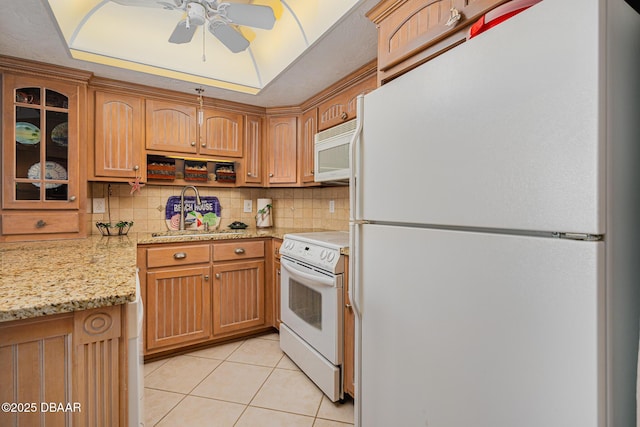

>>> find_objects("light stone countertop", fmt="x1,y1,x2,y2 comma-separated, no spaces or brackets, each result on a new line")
0,235,138,322
0,227,348,323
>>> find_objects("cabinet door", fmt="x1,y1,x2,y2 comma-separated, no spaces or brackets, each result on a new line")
146,266,211,351
212,260,265,335
300,108,318,184
94,91,144,180
146,99,197,154
242,114,263,185
267,116,297,185
201,109,244,157
317,75,376,131
2,74,80,210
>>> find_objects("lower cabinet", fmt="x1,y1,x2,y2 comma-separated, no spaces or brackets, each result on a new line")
273,239,282,329
343,255,355,398
140,239,271,356
0,305,126,427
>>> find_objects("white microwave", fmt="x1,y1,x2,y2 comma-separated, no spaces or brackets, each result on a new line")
314,119,357,183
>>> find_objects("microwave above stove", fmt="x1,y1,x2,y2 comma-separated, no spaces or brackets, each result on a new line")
314,118,357,183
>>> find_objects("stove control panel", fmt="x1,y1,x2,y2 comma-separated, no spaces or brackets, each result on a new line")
280,239,343,273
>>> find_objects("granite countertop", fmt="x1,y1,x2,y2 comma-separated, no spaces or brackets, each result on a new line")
0,227,349,323
0,235,138,322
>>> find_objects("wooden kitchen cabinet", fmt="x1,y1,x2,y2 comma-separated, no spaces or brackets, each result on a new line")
267,115,298,185
0,305,126,427
212,240,266,335
299,108,318,184
144,244,212,353
367,0,507,84
1,71,88,241
239,114,264,186
200,108,244,158
272,238,282,329
145,98,198,154
343,254,355,397
92,90,145,181
317,75,376,131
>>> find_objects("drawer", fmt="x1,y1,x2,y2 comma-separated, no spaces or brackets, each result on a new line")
147,244,210,268
1,212,79,235
213,240,265,262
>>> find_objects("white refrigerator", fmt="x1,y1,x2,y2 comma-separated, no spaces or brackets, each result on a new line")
349,0,640,426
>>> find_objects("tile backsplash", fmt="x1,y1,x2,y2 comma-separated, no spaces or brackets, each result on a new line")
89,183,349,234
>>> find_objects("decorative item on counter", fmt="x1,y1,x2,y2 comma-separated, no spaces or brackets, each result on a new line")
256,198,272,228
147,156,176,180
96,183,134,236
214,162,236,183
228,221,248,229
184,160,208,182
165,195,221,230
95,220,134,236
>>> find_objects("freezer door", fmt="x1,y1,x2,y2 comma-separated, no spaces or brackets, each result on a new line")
358,225,604,427
360,0,603,234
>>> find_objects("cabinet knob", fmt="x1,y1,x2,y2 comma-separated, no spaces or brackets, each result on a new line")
269,173,274,177
215,273,221,279
190,141,196,146
173,252,187,260
69,196,76,202
247,172,252,176
234,248,245,255
204,275,209,281
35,220,47,228
133,165,140,171
340,112,348,120
201,142,206,147
346,303,352,309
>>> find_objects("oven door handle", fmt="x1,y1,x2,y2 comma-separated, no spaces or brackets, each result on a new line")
281,259,336,287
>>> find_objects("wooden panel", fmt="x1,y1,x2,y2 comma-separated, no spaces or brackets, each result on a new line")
267,116,298,184
201,109,243,157
213,240,265,262
94,91,144,179
368,0,507,83
1,212,79,235
73,305,121,427
242,114,263,185
213,260,265,335
146,266,212,351
300,108,318,183
146,99,197,154
343,255,355,397
0,315,73,427
146,244,210,268
317,76,376,131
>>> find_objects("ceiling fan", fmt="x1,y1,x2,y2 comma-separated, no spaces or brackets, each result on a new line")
111,0,276,53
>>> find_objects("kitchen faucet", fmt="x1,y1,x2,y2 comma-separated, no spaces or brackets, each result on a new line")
179,185,201,230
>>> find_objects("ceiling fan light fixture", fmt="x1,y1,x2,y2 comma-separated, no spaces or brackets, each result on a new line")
186,2,206,26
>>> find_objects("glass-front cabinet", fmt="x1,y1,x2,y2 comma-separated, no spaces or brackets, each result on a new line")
2,73,84,239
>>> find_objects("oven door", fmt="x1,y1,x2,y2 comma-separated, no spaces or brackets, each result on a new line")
280,257,343,364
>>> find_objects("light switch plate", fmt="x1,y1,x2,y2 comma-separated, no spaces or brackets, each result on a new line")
93,198,106,214
329,200,335,213
243,200,252,213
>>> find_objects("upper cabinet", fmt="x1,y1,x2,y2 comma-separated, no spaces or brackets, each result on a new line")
317,75,376,132
367,0,507,84
1,71,88,240
145,99,198,154
92,90,145,181
240,114,264,186
200,109,244,158
267,115,298,185
299,108,318,184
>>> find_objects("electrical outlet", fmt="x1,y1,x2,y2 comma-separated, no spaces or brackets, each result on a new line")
243,200,253,213
329,200,335,213
93,198,106,214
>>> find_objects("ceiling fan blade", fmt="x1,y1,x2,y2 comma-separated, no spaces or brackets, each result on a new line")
224,3,276,30
110,0,183,9
209,22,250,53
169,19,198,44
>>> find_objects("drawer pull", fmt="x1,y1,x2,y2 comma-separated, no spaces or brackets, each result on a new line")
173,252,187,260
35,220,47,228
234,248,245,255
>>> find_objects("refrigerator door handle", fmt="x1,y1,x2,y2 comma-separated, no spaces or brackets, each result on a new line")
349,94,364,319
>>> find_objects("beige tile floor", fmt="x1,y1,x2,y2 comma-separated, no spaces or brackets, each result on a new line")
143,332,354,427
